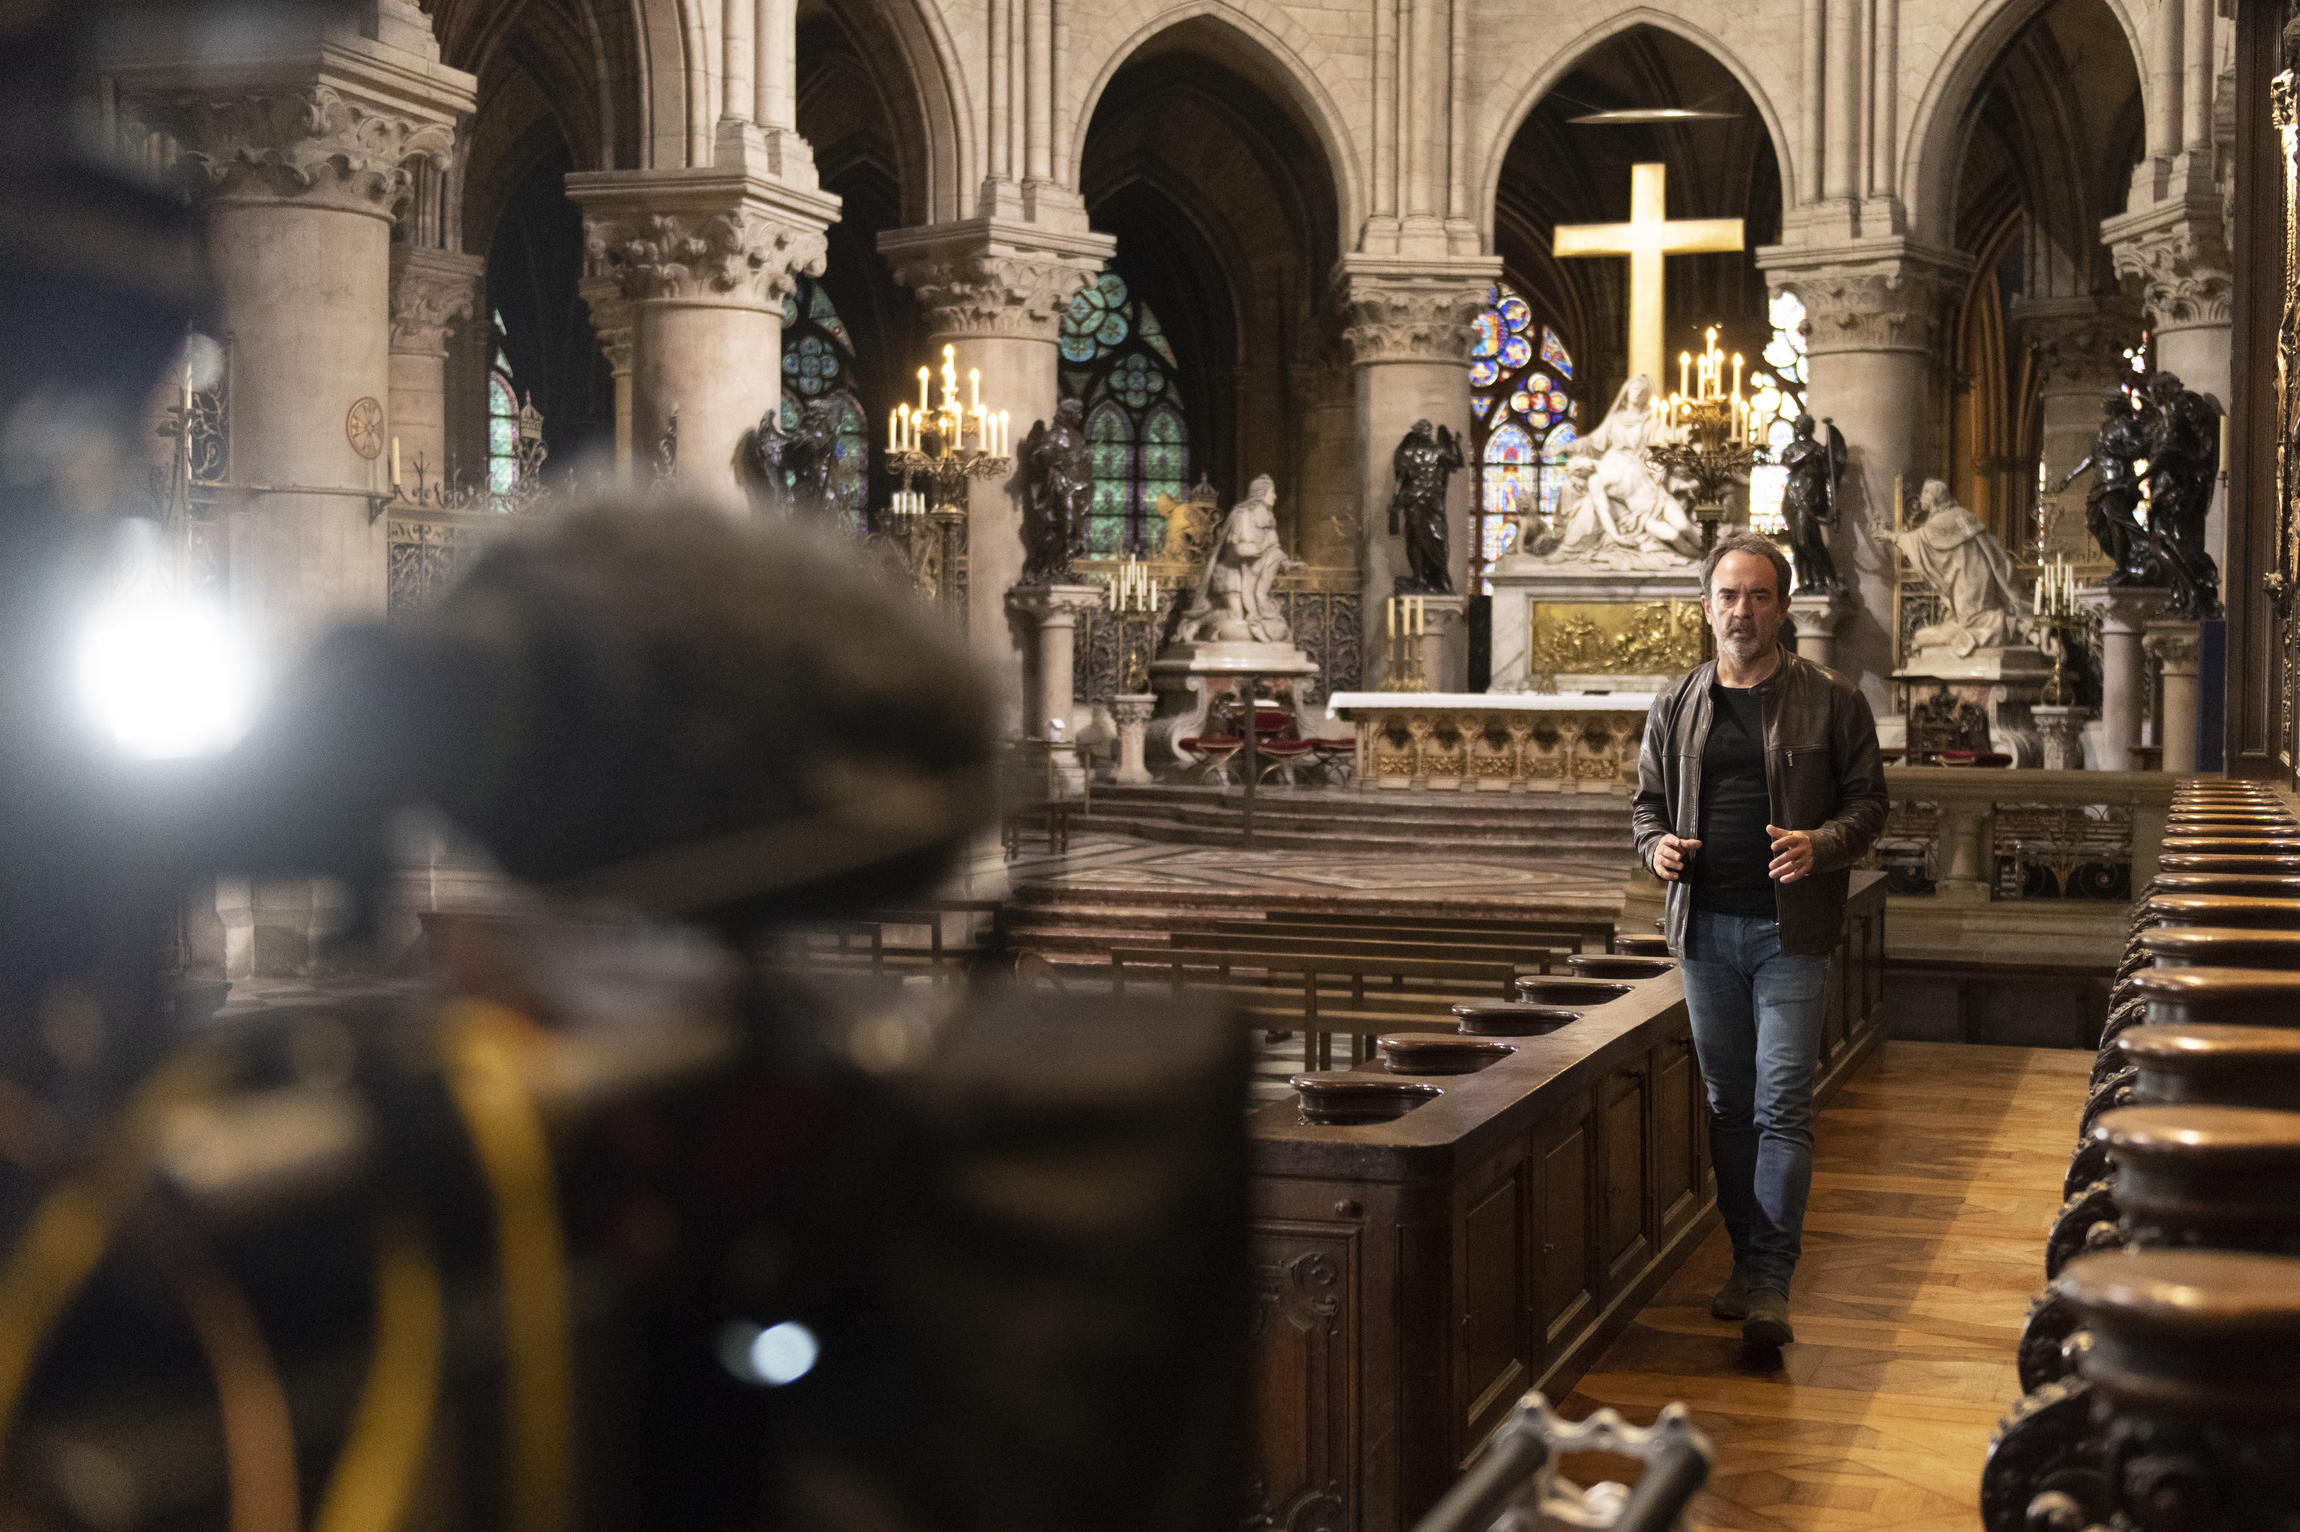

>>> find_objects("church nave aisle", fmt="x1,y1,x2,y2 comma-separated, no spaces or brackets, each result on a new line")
1560,1042,2091,1532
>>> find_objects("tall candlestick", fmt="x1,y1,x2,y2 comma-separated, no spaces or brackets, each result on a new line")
391,436,401,488
918,367,929,412
1731,352,1743,402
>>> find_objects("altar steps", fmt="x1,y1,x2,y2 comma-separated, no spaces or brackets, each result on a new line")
1066,784,1632,857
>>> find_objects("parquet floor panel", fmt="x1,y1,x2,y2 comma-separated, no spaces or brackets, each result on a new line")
1561,1041,2090,1532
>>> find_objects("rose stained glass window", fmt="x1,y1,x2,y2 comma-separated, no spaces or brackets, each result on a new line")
1059,272,1190,556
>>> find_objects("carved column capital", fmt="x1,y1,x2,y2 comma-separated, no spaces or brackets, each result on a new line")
133,82,459,215
2103,202,2232,332
2012,296,2144,391
878,217,1114,341
2143,618,2203,673
569,168,840,310
1332,257,1499,365
113,10,475,220
1781,267,1954,357
577,276,636,377
389,246,484,356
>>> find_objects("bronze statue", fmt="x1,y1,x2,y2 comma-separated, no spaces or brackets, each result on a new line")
747,397,854,521
1019,398,1094,582
2059,385,2164,588
1775,413,1846,596
1388,418,1463,593
2140,370,2223,619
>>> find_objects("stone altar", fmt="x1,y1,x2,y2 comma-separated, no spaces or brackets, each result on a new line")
1484,565,1705,694
1324,692,1656,792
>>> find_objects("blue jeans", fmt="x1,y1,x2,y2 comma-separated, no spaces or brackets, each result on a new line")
1679,909,1832,1295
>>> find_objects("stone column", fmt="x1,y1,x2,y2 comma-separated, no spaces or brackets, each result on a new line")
116,9,475,643
1934,797,1994,904
1007,583,1103,741
879,217,1114,733
1788,591,1855,674
1109,693,1156,784
388,245,484,489
570,157,837,502
2104,201,2231,572
1334,257,1498,681
578,276,637,469
2080,584,2168,771
2145,618,2203,774
1759,249,1962,710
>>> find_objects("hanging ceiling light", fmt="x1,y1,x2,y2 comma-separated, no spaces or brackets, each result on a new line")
1566,107,1738,125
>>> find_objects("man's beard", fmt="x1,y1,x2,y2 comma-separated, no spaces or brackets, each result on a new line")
1718,626,1769,661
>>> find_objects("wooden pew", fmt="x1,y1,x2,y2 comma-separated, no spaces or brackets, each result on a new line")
1982,781,2300,1532
1110,941,1528,1069
1223,908,1617,953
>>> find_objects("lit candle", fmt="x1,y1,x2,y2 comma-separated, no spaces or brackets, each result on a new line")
390,436,401,488
918,367,930,412
1387,598,1396,639
1680,351,1691,399
1731,352,1743,402
941,344,957,408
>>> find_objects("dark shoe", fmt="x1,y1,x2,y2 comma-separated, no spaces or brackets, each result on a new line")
1742,1287,1794,1347
1709,1270,1754,1321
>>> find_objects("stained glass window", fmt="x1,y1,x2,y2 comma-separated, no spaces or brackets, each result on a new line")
1469,284,1576,588
1059,271,1189,555
1745,290,1811,534
487,309,520,496
776,276,869,532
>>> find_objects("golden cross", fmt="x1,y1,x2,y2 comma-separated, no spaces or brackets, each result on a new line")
1552,162,1744,389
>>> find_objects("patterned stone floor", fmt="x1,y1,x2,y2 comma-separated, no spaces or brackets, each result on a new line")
1557,1041,2090,1532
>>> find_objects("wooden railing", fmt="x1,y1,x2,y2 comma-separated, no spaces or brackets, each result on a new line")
1247,874,1886,1532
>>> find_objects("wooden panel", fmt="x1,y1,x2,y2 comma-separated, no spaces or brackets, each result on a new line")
1537,1115,1595,1353
1652,1037,1700,1240
1252,1224,1356,1532
1600,1066,1651,1291
1458,1163,1527,1428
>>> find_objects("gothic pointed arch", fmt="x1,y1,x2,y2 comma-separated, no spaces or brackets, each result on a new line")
1902,0,2149,246
1490,24,1783,425
1076,23,1344,563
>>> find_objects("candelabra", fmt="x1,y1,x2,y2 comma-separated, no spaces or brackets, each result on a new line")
2032,551,2079,705
1106,558,1163,692
1380,594,1429,691
888,344,1011,621
1651,327,1765,550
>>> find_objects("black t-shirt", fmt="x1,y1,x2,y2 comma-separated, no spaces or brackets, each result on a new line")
1690,682,1777,918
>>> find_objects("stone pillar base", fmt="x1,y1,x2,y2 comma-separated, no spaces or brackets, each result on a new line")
2079,584,2169,770
1108,692,1156,784
1008,583,1104,742
2145,618,2203,776
1788,591,1856,674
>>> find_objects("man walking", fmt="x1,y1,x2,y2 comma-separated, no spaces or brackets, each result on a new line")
1631,531,1886,1347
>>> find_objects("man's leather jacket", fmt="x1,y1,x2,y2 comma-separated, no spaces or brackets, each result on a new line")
1631,649,1888,956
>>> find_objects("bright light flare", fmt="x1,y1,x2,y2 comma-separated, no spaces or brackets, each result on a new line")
75,592,261,760
715,1319,820,1387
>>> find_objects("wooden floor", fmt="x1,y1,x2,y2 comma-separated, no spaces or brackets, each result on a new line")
1559,1040,2090,1532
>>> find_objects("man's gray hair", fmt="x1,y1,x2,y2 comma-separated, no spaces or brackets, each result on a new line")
1701,530,1793,601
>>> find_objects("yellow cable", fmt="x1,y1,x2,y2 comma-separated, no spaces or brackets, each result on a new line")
439,1000,574,1532
173,1246,301,1532
0,1051,226,1462
312,1214,445,1532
